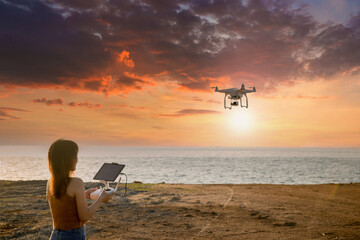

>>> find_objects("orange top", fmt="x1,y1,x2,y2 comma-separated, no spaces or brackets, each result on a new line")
47,192,83,230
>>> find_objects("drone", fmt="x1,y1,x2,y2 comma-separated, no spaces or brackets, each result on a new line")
212,84,256,109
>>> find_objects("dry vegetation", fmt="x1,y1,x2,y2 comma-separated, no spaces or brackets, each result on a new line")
0,181,359,239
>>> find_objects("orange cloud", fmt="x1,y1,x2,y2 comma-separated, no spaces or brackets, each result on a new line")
96,18,110,26
0,91,8,98
123,72,157,86
149,50,164,55
116,50,135,68
55,75,143,96
177,76,230,93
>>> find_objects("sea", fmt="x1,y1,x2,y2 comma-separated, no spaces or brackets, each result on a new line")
0,146,359,184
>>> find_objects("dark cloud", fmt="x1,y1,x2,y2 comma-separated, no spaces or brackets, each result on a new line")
108,104,145,110
191,97,203,102
0,107,30,120
152,126,165,130
303,19,360,77
295,95,329,100
110,111,142,120
0,0,359,94
32,97,103,108
130,106,146,110
258,95,330,100
33,98,64,105
68,101,102,108
157,108,220,117
207,99,221,104
0,0,114,90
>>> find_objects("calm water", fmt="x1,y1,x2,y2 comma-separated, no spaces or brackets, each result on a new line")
0,146,359,184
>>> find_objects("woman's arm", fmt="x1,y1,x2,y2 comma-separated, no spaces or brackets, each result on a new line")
71,178,113,223
85,188,97,199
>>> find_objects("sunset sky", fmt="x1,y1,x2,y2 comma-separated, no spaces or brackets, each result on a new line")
1,0,359,147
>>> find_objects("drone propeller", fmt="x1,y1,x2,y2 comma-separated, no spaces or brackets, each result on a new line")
211,86,219,92
245,86,256,91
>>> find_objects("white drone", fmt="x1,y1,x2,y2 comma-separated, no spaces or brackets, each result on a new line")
213,84,256,109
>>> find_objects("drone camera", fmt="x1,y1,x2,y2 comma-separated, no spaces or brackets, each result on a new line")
231,101,238,106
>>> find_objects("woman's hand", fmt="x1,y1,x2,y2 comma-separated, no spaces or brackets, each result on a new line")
85,188,97,199
99,189,115,203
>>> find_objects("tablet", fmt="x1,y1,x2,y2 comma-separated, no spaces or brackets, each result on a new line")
93,163,125,182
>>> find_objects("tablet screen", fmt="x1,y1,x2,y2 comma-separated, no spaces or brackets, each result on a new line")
93,163,125,182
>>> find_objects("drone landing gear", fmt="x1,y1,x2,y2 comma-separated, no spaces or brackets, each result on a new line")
224,95,235,109
224,95,248,109
239,94,248,108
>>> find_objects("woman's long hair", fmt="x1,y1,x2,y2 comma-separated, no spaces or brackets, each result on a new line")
48,139,78,199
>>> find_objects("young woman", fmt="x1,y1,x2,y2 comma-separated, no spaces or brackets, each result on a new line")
47,139,113,240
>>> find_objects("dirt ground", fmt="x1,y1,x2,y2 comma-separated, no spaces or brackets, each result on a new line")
0,180,359,239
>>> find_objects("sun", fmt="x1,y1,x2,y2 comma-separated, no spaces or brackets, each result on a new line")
226,109,255,132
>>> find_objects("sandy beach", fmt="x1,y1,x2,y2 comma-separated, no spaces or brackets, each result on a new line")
0,180,359,240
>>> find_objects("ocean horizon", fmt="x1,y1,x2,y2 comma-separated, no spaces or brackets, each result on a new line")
0,146,359,185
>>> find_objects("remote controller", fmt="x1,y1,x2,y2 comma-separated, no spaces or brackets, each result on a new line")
89,163,126,200
90,187,116,200
90,180,120,201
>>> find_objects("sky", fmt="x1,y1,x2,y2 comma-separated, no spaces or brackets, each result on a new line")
0,0,359,147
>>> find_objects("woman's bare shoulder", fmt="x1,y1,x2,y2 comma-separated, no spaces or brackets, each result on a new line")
67,177,85,196
69,177,84,187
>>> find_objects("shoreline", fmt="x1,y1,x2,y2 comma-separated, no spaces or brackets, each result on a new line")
1,179,359,185
1,180,359,239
